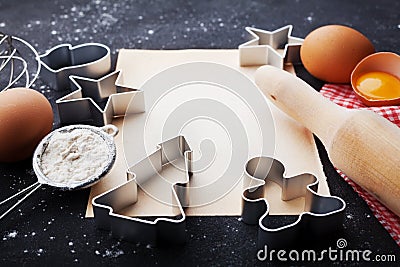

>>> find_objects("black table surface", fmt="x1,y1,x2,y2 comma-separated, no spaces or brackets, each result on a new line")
0,0,399,266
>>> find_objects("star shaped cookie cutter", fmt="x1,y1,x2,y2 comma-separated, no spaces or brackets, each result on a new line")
38,43,144,126
56,70,144,126
242,156,346,249
92,135,192,246
239,25,304,68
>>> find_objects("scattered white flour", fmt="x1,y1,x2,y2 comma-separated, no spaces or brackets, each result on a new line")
7,231,18,238
40,129,109,186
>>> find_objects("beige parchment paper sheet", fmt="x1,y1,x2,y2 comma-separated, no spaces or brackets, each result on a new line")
85,49,329,217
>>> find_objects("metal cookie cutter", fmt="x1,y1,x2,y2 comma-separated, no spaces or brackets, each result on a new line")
39,43,111,91
239,25,304,69
39,43,144,126
0,33,41,91
0,124,118,220
56,70,145,126
242,157,346,249
92,136,192,246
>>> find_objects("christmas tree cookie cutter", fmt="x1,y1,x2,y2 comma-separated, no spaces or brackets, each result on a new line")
92,135,192,246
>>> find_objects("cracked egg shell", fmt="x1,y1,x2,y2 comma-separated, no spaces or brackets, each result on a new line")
351,52,400,107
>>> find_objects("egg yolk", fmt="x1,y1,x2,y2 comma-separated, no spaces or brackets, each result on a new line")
356,71,400,100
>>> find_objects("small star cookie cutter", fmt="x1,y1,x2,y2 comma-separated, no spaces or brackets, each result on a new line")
239,25,303,69
242,156,346,248
92,135,192,246
38,43,144,126
56,70,144,126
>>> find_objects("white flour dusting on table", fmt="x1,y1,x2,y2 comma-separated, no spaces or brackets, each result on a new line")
40,129,109,185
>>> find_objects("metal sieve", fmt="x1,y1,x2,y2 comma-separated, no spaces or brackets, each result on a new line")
0,124,118,220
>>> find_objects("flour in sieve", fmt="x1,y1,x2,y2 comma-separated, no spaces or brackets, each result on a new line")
40,129,110,186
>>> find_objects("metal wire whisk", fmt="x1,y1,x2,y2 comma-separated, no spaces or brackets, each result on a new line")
0,32,41,91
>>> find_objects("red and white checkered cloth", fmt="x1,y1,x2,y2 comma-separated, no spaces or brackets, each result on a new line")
320,84,400,246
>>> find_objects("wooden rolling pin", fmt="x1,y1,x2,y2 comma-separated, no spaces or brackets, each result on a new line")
255,65,400,217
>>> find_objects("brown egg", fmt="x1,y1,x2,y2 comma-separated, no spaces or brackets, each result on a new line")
300,25,375,83
0,88,53,162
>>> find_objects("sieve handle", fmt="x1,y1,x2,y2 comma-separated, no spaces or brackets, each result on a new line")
0,182,42,220
101,124,119,138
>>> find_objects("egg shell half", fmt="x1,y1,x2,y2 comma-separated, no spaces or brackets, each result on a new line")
351,52,400,107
